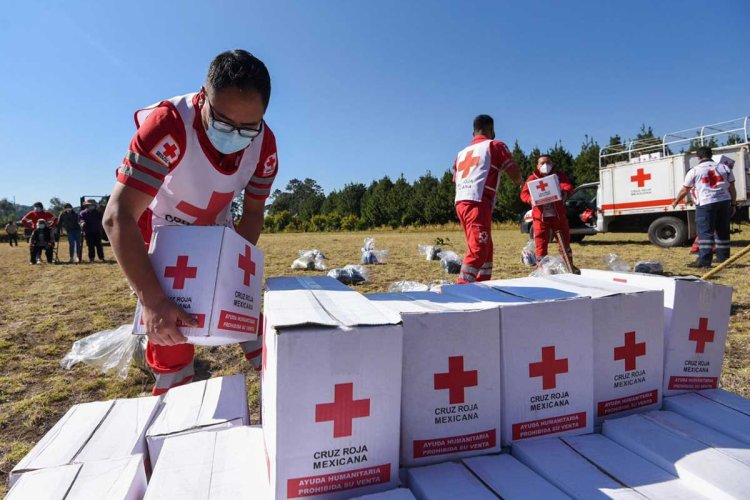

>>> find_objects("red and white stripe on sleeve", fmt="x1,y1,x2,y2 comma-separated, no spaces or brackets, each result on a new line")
245,126,278,201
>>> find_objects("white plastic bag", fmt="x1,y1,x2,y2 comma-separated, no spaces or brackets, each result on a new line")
60,325,145,379
428,280,452,292
438,250,462,274
291,249,327,270
521,240,537,267
529,255,569,277
389,281,430,292
418,245,441,261
604,253,631,272
361,237,388,265
328,265,369,285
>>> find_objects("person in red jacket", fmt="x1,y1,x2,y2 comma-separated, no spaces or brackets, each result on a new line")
20,202,57,231
520,154,578,270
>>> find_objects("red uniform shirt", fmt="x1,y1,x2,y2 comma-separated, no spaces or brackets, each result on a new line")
21,210,57,229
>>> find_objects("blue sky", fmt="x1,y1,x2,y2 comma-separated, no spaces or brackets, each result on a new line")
1,0,748,206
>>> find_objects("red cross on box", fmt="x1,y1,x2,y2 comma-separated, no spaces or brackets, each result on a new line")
434,356,478,405
689,317,715,354
529,346,568,390
238,245,256,286
456,151,479,179
162,142,178,159
315,383,370,438
536,180,549,192
175,191,234,225
630,168,652,188
614,331,647,371
701,170,723,188
164,255,197,289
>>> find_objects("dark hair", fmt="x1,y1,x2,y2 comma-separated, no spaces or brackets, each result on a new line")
64,203,72,209
206,49,271,108
696,146,713,159
33,201,43,208
473,114,494,133
539,154,553,161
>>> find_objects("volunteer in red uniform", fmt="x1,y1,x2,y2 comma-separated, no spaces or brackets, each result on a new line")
453,115,523,283
21,202,57,231
520,155,577,269
104,50,277,395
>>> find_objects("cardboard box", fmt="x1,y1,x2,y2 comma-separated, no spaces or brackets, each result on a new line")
144,426,269,499
367,292,502,466
521,275,665,425
580,270,732,396
133,225,264,345
406,462,497,499
512,438,642,499
696,388,750,416
10,396,161,486
713,154,735,169
527,174,562,206
146,375,249,467
463,453,569,499
562,434,707,499
662,392,750,445
263,277,403,499
439,283,531,310
643,410,750,467
351,489,416,499
603,414,750,498
6,455,146,500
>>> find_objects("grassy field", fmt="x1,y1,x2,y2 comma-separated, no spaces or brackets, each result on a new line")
1,226,748,494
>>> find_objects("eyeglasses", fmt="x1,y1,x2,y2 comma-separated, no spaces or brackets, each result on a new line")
206,99,263,138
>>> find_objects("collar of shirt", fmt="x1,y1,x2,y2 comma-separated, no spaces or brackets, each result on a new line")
470,134,492,145
191,93,244,174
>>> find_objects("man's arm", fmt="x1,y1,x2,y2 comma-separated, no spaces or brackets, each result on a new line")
236,193,265,245
505,163,524,187
729,182,737,216
520,177,532,205
103,183,195,345
671,186,690,208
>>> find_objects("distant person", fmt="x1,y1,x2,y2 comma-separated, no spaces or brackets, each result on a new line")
520,154,578,272
80,199,105,262
20,202,56,233
5,220,19,246
453,114,523,283
58,202,83,263
672,146,736,268
29,219,54,264
103,49,277,395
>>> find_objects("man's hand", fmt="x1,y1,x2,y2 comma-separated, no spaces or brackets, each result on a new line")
141,296,196,346
731,204,737,217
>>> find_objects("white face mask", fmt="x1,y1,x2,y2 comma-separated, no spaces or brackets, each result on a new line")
539,163,552,175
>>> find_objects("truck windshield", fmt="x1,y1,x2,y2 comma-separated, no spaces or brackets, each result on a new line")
569,187,597,204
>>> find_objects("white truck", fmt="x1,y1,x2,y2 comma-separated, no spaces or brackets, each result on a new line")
521,117,750,247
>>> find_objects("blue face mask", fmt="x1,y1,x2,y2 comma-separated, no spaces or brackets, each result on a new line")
206,116,254,154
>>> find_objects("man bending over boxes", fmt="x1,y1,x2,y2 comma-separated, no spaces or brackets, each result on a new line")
104,50,277,394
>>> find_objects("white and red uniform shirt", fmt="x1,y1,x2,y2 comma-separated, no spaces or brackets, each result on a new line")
116,92,278,244
684,160,734,206
453,135,516,205
20,210,57,230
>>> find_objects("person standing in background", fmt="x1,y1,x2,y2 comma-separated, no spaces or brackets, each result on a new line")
5,220,19,246
80,199,105,262
58,203,83,263
20,202,56,233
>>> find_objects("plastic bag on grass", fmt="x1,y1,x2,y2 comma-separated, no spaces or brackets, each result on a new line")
389,281,430,292
428,280,452,292
521,240,537,267
438,251,462,274
418,245,442,261
529,255,569,277
328,265,369,285
60,325,145,379
291,249,327,271
634,261,663,274
604,253,631,272
361,237,388,265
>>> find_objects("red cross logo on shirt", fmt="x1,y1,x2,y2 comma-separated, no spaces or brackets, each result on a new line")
689,317,715,354
315,383,370,438
238,245,256,287
614,331,647,371
434,356,478,405
529,346,568,390
630,168,652,188
536,180,549,192
164,255,197,289
456,151,480,179
175,191,234,225
162,142,178,159
702,170,723,188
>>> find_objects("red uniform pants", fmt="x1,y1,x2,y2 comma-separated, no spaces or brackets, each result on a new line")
533,216,572,260
145,315,264,395
456,200,493,283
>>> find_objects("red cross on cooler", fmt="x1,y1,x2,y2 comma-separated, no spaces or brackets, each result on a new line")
237,245,256,287
630,168,651,188
529,346,568,390
164,255,197,289
536,180,549,192
689,317,715,353
614,331,647,371
434,356,478,405
315,383,371,438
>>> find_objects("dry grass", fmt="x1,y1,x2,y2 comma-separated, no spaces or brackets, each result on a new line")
1,226,748,494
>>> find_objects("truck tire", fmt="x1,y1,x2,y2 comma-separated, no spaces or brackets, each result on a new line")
648,216,687,248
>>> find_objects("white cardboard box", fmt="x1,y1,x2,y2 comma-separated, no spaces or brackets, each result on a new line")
512,438,642,499
144,426,270,499
643,410,750,467
463,453,569,499
146,374,249,467
10,396,161,486
580,270,732,396
439,283,531,310
6,455,146,500
351,489,416,499
662,392,750,445
697,388,750,416
562,434,708,499
406,462,496,499
527,275,664,424
367,292,502,466
263,277,403,499
133,225,264,345
603,414,750,499
528,174,562,206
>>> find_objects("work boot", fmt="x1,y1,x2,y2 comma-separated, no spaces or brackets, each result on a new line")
687,260,710,269
571,264,581,275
